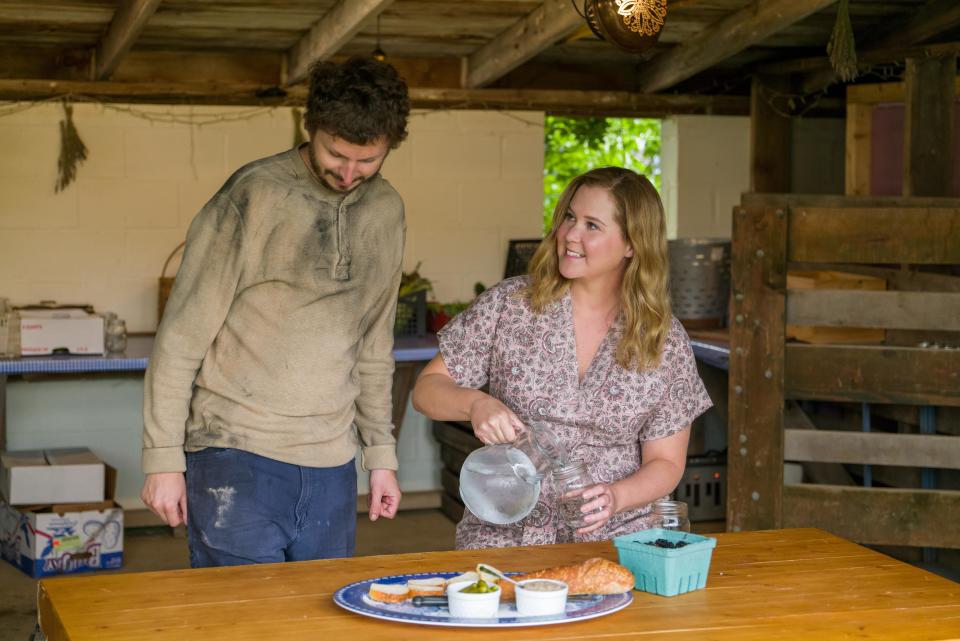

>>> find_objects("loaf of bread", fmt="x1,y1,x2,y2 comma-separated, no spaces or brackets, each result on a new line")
499,558,633,599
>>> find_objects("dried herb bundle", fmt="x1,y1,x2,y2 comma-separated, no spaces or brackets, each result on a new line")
827,0,858,82
55,100,88,192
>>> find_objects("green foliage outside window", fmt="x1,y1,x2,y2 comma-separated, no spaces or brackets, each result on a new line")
543,116,661,234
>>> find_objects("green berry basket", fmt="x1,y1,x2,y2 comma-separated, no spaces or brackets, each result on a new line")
613,528,717,597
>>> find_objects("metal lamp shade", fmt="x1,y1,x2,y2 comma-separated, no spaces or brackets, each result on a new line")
584,0,666,54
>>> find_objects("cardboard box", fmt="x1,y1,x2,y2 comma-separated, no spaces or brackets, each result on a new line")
19,309,104,355
0,465,122,578
1,448,105,505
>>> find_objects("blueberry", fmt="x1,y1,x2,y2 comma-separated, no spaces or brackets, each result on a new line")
644,538,689,549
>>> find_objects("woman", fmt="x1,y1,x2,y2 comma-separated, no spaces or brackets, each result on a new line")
412,167,712,549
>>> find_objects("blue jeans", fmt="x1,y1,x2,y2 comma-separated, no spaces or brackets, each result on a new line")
185,447,357,568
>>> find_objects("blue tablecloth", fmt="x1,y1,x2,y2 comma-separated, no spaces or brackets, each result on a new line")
0,334,441,375
0,334,727,375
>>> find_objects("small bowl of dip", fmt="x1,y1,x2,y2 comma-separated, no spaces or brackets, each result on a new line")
446,580,501,619
514,578,568,616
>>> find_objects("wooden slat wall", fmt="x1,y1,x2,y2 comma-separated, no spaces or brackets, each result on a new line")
729,194,960,549
788,207,960,263
784,429,960,469
783,485,960,548
783,402,856,486
728,205,787,532
785,290,960,331
785,344,960,406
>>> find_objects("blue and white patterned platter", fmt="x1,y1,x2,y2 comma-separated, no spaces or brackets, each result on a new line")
333,571,633,628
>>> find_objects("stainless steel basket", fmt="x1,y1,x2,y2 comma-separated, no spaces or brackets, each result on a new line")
668,239,731,325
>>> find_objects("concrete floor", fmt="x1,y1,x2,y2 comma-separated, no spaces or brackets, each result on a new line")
0,508,457,641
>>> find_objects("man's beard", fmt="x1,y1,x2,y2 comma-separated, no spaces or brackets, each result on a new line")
308,143,366,193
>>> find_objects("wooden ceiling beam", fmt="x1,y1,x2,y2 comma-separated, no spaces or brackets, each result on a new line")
0,46,92,81
2,52,463,89
868,0,960,51
411,87,748,116
635,0,838,94
758,41,960,76
464,0,583,89
0,78,749,116
286,0,393,86
94,0,163,80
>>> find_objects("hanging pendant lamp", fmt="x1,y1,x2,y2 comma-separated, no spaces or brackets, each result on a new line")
372,14,387,61
583,0,667,54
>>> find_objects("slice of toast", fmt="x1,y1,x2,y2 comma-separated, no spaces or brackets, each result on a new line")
448,571,479,585
407,577,446,597
368,582,410,603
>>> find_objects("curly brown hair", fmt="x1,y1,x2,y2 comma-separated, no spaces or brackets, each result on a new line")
304,57,410,148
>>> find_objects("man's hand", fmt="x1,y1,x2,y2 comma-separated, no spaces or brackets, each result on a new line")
368,469,401,522
141,472,188,527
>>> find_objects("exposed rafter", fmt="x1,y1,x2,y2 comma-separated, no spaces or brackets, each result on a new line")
0,78,750,117
464,0,582,89
868,0,960,51
409,87,749,116
758,41,960,76
93,0,162,80
286,0,393,86
635,0,838,94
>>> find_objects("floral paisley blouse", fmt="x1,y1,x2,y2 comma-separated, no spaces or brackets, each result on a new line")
438,276,713,549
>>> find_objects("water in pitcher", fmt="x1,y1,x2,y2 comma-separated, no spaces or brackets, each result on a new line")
459,446,541,525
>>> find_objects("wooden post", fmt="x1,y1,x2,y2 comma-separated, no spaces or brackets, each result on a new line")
750,76,793,193
844,103,872,195
903,55,957,196
728,204,787,532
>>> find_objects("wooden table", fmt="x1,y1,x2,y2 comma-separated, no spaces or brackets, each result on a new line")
38,528,960,640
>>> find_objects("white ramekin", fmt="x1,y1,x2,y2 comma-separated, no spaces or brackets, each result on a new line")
514,578,569,616
446,580,501,619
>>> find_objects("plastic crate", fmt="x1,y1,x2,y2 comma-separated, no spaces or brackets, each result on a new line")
394,290,427,338
613,528,717,597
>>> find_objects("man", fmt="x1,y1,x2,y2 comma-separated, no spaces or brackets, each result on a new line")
141,57,410,567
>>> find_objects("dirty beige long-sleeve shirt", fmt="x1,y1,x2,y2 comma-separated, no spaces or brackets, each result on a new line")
142,148,404,474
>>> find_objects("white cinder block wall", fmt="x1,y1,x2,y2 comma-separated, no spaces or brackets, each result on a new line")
660,115,751,240
0,102,545,505
0,104,545,329
385,110,545,302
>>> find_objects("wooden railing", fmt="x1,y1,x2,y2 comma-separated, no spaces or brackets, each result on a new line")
728,193,960,549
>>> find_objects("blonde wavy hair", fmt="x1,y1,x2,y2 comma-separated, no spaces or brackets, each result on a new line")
523,167,672,371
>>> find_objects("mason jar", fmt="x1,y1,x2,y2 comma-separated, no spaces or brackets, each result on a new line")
554,461,599,529
105,318,127,354
652,498,690,532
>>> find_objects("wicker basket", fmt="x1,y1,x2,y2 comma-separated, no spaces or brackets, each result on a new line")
158,241,185,326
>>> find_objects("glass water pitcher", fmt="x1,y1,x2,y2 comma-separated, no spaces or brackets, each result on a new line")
459,423,567,525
